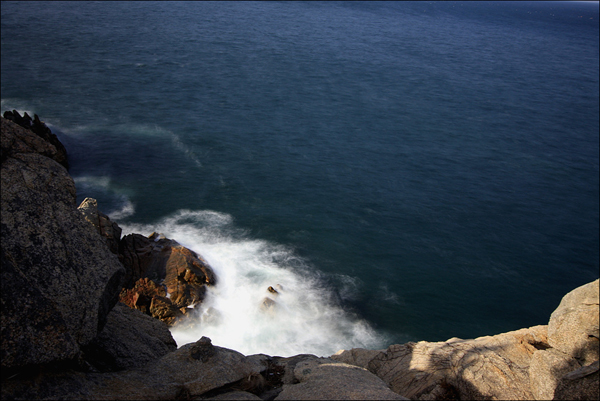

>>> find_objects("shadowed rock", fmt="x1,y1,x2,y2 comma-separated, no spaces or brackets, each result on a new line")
1,117,125,373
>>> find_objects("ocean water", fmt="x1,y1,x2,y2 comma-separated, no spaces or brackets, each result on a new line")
2,1,598,357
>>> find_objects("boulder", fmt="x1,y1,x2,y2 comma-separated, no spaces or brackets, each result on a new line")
529,347,581,400
81,303,177,372
120,233,216,300
274,356,407,400
1,117,125,371
547,279,599,365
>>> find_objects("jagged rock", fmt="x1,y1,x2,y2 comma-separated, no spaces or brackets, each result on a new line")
2,110,69,169
274,356,407,400
1,116,65,167
119,277,183,326
547,279,599,365
81,303,177,372
78,197,122,256
119,232,216,309
1,117,125,371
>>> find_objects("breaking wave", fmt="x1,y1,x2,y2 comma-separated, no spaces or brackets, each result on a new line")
119,209,388,357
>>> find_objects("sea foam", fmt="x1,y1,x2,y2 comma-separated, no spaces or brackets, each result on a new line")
119,209,387,357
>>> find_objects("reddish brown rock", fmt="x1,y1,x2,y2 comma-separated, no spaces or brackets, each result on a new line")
119,278,183,326
119,232,216,313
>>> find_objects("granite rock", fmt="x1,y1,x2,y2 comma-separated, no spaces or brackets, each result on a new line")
1,117,125,371
81,302,177,372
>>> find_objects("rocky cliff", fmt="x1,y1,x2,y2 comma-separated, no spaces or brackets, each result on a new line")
1,115,598,400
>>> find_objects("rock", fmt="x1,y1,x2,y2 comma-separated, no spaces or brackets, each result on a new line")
98,338,269,399
2,110,69,169
332,347,386,370
261,297,277,313
119,232,216,309
274,357,407,400
268,286,279,295
119,277,183,326
365,325,549,400
78,197,122,256
548,279,599,365
205,391,263,400
529,347,581,400
554,360,599,400
1,117,125,371
81,303,177,372
1,116,65,167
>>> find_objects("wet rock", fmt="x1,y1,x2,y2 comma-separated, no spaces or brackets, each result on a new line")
119,277,183,326
261,297,277,314
119,232,216,311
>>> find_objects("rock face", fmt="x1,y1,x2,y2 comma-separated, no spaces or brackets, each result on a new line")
1,117,125,371
333,279,599,400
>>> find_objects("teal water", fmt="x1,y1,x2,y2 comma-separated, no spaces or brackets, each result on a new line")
2,1,598,356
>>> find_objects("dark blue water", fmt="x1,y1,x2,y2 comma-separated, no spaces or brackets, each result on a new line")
2,1,598,355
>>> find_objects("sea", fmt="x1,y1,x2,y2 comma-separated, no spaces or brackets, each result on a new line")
2,1,598,357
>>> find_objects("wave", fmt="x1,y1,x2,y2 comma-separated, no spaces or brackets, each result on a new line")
119,209,388,357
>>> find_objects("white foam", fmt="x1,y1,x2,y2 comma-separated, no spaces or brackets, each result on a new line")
119,210,388,357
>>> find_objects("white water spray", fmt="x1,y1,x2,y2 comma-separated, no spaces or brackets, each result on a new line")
119,209,387,357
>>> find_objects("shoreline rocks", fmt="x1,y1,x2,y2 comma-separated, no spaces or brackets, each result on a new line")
1,114,598,400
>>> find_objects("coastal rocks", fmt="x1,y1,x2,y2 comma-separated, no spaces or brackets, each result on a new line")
2,110,69,169
333,279,600,400
1,117,125,371
119,277,184,326
118,232,217,325
81,302,177,372
364,325,549,400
